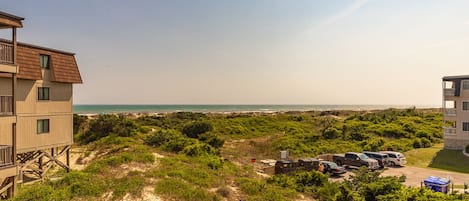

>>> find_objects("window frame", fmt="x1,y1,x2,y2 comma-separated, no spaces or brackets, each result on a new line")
39,54,51,69
463,80,469,90
463,101,469,111
37,87,50,101
37,119,50,134
463,122,469,132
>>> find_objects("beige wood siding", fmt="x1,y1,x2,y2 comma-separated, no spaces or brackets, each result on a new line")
0,78,12,95
16,80,72,115
15,73,73,153
0,121,13,146
16,114,72,153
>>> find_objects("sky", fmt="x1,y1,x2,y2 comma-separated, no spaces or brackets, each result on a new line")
1,0,469,105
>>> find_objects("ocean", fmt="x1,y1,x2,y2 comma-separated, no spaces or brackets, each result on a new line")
73,104,439,114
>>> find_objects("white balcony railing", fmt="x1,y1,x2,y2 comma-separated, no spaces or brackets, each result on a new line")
444,88,455,97
444,108,456,116
443,127,457,135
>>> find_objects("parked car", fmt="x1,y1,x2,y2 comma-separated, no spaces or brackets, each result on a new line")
379,151,407,166
333,152,380,170
320,161,346,175
363,151,389,168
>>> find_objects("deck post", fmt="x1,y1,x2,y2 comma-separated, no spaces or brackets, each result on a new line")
66,148,70,173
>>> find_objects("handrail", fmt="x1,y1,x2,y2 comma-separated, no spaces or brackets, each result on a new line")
0,42,13,64
0,145,13,167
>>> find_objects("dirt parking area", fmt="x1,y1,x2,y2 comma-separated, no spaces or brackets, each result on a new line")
330,166,469,187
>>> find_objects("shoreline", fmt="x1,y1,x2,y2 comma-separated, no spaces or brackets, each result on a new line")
75,107,441,117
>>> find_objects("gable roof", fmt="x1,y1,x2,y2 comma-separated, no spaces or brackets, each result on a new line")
1,39,82,83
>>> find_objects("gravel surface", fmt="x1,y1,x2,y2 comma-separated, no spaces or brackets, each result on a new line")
329,166,469,187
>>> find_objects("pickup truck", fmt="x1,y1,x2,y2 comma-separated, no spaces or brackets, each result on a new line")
333,152,380,170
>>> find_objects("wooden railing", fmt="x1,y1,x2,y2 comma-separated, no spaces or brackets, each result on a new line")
0,42,13,64
0,96,12,116
0,145,12,167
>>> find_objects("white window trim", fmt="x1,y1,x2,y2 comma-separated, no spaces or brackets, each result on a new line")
462,121,469,132
463,80,469,90
462,101,469,112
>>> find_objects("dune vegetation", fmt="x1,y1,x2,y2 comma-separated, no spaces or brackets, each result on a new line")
10,108,469,201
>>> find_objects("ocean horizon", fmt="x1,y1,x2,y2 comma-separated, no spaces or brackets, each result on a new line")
73,104,440,114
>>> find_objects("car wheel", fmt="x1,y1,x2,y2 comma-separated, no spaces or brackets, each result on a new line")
390,161,396,167
336,161,342,166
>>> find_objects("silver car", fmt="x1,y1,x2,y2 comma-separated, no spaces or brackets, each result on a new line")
379,151,406,166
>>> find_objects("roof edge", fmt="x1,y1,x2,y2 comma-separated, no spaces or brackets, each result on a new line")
0,38,75,55
0,11,24,21
442,75,469,81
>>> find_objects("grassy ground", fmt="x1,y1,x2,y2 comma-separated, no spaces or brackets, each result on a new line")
405,144,469,174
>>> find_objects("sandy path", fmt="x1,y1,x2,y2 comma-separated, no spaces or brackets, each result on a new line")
382,166,469,187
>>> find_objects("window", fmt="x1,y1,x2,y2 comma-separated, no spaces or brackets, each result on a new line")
39,55,50,69
464,102,469,111
463,80,469,90
37,119,50,134
463,122,469,132
38,87,50,100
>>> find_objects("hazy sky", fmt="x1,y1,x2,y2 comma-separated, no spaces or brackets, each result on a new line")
1,0,469,105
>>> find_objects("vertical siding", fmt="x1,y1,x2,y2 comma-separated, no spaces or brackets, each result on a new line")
15,74,73,153
0,122,12,146
16,114,72,152
0,78,12,95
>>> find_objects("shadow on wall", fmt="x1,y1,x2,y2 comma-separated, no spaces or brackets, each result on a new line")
428,149,469,174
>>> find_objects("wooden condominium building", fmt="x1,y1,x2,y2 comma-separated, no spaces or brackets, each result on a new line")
442,75,469,150
0,11,82,197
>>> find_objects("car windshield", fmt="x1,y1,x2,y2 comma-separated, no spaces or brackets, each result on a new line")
358,154,369,159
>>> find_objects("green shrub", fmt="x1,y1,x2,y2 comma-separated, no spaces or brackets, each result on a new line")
413,138,422,148
323,127,341,139
79,115,139,144
199,132,225,148
51,171,106,198
14,185,68,201
182,121,213,138
466,144,469,154
145,129,181,146
182,142,219,156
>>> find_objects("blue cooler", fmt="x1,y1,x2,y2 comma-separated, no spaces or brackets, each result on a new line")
423,176,450,193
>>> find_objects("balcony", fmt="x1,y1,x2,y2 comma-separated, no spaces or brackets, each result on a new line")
444,88,455,97
443,108,456,116
0,42,13,64
443,127,457,135
0,145,12,167
0,42,16,73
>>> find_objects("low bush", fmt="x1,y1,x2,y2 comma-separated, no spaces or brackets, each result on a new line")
182,121,213,138
155,178,220,201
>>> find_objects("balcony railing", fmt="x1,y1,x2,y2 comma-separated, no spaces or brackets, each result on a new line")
0,145,12,167
444,88,455,97
443,127,457,135
0,42,13,64
444,108,456,116
0,96,12,116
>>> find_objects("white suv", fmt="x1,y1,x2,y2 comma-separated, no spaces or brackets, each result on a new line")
379,151,406,166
